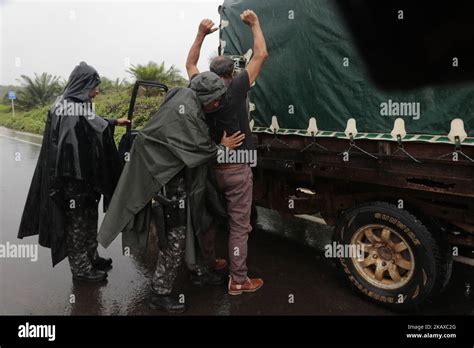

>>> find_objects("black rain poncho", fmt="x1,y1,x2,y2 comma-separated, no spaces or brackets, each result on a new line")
17,62,122,266
98,72,227,269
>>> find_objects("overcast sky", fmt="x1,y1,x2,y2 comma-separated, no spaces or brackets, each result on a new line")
0,0,224,85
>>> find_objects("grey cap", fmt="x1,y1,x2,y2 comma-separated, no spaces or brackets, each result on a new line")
189,71,227,106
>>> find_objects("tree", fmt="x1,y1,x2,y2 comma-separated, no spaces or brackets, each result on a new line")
16,73,62,110
99,77,130,94
127,61,187,88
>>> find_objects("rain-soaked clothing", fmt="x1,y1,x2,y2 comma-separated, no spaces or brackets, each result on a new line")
98,72,228,281
63,179,101,274
18,62,122,268
151,174,187,295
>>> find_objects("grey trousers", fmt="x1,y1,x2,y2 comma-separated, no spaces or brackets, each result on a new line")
213,164,253,284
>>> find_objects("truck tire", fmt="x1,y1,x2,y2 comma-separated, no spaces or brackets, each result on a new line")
333,201,448,311
416,215,453,293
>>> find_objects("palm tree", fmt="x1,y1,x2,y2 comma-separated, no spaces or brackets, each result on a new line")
99,77,130,94
16,73,62,110
127,61,187,88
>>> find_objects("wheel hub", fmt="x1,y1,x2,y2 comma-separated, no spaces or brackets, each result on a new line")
350,224,415,290
378,246,393,261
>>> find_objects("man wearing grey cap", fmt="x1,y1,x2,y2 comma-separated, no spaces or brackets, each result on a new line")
99,71,244,313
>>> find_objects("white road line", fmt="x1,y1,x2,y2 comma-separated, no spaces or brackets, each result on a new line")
0,134,41,147
13,130,43,138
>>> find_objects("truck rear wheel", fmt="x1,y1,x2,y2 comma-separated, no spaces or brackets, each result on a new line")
334,201,448,311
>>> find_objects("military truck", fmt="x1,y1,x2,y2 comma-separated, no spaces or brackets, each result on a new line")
218,0,474,310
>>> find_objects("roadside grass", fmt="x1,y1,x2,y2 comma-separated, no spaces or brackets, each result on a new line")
0,90,163,144
0,105,48,135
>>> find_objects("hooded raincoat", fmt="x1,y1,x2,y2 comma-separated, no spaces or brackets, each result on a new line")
98,72,227,269
18,62,122,266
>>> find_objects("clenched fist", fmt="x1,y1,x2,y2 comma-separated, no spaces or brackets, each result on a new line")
240,9,259,27
198,19,218,36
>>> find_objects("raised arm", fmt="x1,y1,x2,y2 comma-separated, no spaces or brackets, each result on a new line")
186,19,218,80
241,10,269,86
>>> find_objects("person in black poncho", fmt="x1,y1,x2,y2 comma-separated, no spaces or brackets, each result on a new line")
18,62,129,282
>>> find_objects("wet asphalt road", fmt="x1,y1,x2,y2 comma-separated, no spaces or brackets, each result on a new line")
0,127,472,316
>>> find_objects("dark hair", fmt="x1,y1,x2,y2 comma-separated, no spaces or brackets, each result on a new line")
210,56,235,78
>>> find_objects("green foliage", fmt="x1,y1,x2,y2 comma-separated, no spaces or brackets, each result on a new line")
127,61,187,92
99,77,131,95
0,87,164,144
94,89,164,129
0,104,10,113
0,105,50,134
16,73,62,110
0,63,177,145
113,125,126,145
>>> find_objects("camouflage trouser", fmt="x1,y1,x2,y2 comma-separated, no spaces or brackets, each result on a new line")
63,180,100,275
151,173,187,295
151,226,187,295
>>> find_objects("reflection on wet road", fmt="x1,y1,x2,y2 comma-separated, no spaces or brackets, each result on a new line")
0,127,472,316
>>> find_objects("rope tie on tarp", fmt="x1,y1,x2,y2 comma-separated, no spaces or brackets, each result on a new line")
256,116,295,151
438,136,474,162
437,119,474,162
256,129,295,151
393,135,421,163
300,132,328,153
339,133,379,160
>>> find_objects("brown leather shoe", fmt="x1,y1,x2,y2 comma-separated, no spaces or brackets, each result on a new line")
213,258,227,271
228,276,264,295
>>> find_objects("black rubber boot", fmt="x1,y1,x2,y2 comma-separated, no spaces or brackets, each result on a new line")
149,295,187,314
72,268,108,282
191,270,227,286
92,256,113,271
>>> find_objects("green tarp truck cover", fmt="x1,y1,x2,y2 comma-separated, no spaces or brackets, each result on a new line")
219,0,474,146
